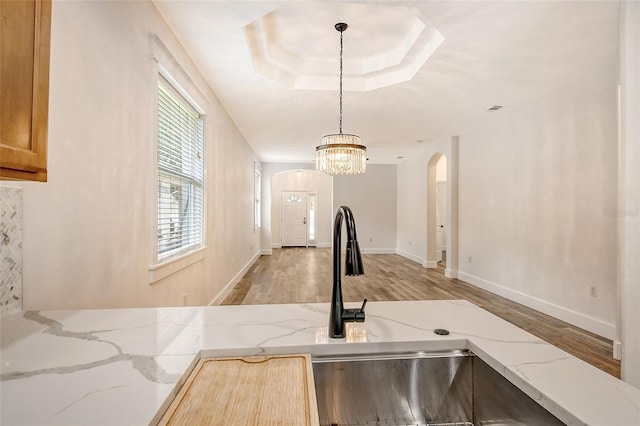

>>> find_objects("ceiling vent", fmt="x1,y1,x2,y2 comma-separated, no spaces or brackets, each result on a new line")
488,105,503,111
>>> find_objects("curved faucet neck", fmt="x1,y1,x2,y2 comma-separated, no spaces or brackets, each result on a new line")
329,206,365,338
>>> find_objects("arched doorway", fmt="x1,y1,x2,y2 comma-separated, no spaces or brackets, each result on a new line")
423,136,459,278
426,153,448,269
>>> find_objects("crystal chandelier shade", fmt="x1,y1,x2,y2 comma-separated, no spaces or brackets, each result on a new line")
316,23,367,175
316,134,367,175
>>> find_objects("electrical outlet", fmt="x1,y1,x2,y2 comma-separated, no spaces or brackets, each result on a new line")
408,240,412,246
590,286,598,298
183,293,188,305
468,256,472,263
368,237,372,242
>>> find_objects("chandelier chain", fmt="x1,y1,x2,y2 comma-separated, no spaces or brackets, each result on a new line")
339,29,343,135
315,22,366,175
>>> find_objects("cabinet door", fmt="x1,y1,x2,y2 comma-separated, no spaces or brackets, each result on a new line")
0,0,51,182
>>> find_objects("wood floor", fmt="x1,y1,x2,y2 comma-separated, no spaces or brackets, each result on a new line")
222,248,620,378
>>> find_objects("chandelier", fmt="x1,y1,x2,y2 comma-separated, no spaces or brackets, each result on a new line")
316,23,367,175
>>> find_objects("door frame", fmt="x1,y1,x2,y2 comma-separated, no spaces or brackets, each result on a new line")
281,191,308,247
425,139,459,279
268,169,333,252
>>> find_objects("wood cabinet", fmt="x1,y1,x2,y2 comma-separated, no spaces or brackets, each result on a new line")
159,354,319,425
0,0,51,182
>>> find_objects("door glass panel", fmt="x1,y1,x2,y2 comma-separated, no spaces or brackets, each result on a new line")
308,194,316,242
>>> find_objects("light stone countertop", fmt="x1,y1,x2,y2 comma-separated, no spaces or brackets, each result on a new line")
1,300,639,425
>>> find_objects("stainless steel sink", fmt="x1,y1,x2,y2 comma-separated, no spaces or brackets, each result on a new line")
312,350,564,426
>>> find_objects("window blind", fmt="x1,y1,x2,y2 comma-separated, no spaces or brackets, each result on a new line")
157,75,204,261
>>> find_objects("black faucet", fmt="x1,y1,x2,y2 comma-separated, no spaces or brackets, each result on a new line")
329,206,367,338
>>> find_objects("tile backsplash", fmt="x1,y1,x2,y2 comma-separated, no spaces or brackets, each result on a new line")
1,186,23,318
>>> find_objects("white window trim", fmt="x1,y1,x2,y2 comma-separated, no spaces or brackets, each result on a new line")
149,247,206,284
148,35,208,285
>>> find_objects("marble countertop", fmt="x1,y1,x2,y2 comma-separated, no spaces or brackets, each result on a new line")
1,300,638,425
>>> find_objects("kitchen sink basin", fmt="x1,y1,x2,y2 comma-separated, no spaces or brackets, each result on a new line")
312,350,564,426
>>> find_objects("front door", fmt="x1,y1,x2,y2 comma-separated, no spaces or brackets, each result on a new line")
281,191,307,247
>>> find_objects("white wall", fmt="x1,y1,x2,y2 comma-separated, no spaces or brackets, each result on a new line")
398,66,617,339
12,0,260,310
618,0,640,387
457,65,617,338
333,165,397,253
267,167,333,250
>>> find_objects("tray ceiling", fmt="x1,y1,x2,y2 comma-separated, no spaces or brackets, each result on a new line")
153,1,619,164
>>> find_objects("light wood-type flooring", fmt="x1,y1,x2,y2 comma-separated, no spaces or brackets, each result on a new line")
222,248,620,378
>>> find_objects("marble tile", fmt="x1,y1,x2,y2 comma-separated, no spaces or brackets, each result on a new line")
0,186,22,318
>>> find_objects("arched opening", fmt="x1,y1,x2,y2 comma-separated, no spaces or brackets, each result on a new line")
426,153,448,268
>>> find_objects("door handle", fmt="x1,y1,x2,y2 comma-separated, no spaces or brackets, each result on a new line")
304,217,307,225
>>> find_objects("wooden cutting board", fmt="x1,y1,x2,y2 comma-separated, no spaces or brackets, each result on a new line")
158,354,319,425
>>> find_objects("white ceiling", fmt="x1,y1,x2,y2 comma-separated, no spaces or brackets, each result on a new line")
152,1,620,165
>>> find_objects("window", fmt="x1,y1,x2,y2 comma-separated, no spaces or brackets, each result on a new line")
254,165,261,229
287,194,303,203
156,75,205,262
308,193,316,243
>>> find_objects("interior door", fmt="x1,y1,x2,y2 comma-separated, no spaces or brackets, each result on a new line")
281,191,307,247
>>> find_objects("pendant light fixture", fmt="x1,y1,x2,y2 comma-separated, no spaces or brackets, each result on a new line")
316,23,367,175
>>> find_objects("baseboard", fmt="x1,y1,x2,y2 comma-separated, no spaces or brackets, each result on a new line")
271,244,390,253
361,248,397,254
396,250,425,265
457,271,615,339
209,252,261,306
261,249,272,255
275,244,325,249
613,341,622,360
394,250,456,276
